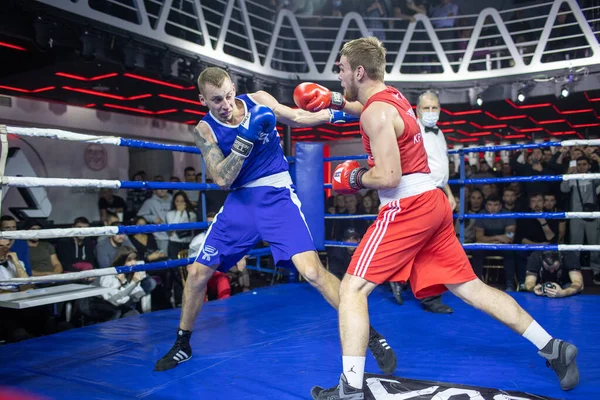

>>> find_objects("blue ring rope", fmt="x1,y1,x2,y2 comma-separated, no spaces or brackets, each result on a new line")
325,141,567,162
448,175,563,185
324,241,562,252
324,155,369,162
456,212,566,219
326,212,571,220
114,247,272,274
119,181,221,190
117,222,210,234
119,138,200,154
447,141,560,154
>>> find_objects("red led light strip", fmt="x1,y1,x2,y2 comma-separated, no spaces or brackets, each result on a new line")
0,41,27,51
159,94,202,106
55,72,118,81
505,99,552,109
0,85,55,93
123,73,196,90
442,108,482,116
102,103,179,116
584,92,600,102
183,109,206,116
63,86,152,101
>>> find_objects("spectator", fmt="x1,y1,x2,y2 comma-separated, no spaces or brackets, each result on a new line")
515,193,560,286
481,183,498,200
392,0,426,25
129,216,166,263
0,215,31,275
0,239,29,292
188,215,235,301
502,187,522,213
428,0,459,69
334,193,347,213
125,171,151,222
366,189,380,209
361,194,376,215
169,176,181,194
457,188,483,243
560,156,600,283
330,194,367,240
165,191,197,306
471,194,518,290
166,191,197,260
543,193,566,244
364,0,387,42
227,256,251,294
510,149,556,199
199,170,229,215
95,221,134,269
471,160,495,188
326,196,336,214
56,217,98,272
516,194,559,246
103,211,120,226
26,220,63,276
137,177,173,254
81,246,156,322
98,188,126,222
183,166,199,207
327,227,360,280
507,182,529,211
525,251,583,298
0,238,35,342
448,160,458,179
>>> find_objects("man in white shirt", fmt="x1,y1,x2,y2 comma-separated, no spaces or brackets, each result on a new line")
0,238,28,292
390,91,454,314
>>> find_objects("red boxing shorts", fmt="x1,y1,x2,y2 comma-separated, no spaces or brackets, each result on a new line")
347,189,476,298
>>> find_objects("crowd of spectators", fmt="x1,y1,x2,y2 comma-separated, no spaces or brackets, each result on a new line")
326,144,599,293
0,165,253,344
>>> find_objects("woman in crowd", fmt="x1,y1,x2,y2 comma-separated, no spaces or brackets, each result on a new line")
80,247,156,322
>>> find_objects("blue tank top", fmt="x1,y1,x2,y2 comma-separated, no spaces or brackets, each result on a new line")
200,94,289,189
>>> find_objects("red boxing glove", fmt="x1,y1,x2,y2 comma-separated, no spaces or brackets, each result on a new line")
293,82,346,112
332,160,367,194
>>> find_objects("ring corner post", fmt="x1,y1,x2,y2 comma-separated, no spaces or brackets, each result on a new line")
294,142,325,251
0,125,8,214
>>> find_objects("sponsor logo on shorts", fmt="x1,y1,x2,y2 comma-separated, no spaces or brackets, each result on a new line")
201,245,219,262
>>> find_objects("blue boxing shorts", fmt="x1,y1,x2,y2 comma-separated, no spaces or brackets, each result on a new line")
194,184,316,271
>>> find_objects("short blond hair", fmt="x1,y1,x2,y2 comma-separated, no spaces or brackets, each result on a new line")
197,67,231,94
340,36,386,82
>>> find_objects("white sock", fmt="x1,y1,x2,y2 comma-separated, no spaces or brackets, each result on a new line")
342,356,365,389
522,320,553,350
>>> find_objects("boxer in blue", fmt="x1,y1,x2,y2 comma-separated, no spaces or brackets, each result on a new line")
154,67,397,374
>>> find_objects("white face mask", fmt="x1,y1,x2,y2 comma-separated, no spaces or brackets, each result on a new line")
421,111,439,128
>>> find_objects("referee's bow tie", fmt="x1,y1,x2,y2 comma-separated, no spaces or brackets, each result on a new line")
425,126,440,134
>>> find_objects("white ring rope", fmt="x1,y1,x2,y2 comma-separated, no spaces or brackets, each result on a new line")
6,126,121,145
2,176,122,189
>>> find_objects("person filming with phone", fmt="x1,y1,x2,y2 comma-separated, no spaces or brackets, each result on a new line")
525,251,583,298
560,156,600,284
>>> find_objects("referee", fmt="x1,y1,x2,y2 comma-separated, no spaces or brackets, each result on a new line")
390,91,454,314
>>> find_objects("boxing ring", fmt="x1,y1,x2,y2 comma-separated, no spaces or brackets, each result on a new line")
0,125,599,399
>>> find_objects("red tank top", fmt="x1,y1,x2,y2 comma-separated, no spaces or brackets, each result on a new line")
360,86,430,175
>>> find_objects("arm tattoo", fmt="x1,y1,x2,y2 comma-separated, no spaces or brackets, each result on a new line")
192,127,245,188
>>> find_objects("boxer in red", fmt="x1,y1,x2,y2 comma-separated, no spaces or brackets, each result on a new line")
293,36,579,399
